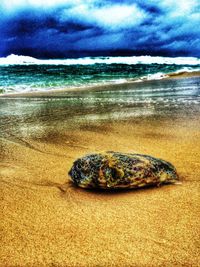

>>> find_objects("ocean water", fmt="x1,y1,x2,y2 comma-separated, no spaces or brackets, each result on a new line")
1,55,200,138
0,55,200,94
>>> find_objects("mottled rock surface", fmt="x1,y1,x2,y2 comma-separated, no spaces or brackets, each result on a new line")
69,152,179,189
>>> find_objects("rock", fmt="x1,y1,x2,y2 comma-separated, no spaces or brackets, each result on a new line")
68,152,179,189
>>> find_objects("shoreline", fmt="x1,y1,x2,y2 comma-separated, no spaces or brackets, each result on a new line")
1,70,200,98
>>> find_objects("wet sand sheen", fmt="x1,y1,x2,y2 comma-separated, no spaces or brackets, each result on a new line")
1,77,200,266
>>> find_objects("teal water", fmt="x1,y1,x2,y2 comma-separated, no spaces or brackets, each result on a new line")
0,63,200,94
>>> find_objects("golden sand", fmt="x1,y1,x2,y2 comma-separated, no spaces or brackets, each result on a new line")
1,114,200,266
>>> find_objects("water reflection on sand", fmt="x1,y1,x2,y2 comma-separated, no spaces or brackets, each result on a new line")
0,77,200,141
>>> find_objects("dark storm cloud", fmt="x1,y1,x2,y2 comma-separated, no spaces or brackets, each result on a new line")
0,0,199,58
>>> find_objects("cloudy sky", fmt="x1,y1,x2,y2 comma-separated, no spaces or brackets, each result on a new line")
0,0,199,58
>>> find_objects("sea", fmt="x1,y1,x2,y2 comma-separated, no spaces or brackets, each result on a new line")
0,54,200,140
0,54,200,94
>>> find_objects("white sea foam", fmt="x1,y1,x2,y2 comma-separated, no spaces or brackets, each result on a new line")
138,72,166,81
0,54,200,65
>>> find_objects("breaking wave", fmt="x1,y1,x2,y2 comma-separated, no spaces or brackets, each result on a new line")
0,54,200,65
0,54,200,94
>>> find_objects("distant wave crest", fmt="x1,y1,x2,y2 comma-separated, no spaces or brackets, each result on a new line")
0,54,200,65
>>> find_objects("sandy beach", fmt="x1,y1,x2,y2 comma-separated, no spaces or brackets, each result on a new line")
1,75,200,266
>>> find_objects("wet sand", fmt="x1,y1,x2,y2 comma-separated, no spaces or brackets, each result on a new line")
167,70,200,79
1,77,200,266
